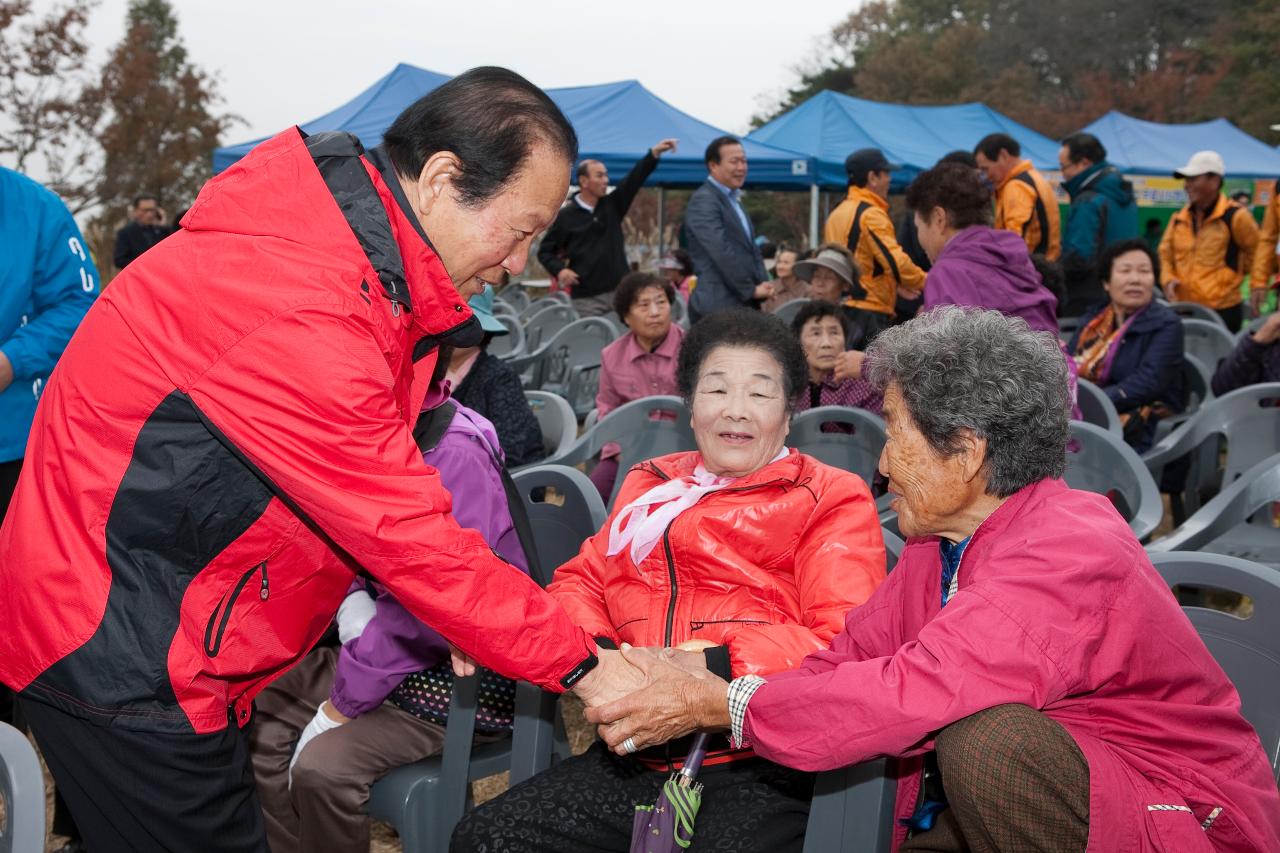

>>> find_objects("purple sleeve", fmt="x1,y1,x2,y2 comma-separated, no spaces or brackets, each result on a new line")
329,425,529,717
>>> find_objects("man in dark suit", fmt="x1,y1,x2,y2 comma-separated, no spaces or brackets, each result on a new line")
113,194,174,271
683,136,772,322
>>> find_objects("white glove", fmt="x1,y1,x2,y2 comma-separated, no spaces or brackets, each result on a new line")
288,702,346,789
336,589,377,645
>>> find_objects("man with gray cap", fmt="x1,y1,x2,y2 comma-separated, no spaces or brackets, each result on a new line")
1159,150,1260,331
823,148,926,335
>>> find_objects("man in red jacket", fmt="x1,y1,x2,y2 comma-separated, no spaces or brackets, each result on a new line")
0,67,641,852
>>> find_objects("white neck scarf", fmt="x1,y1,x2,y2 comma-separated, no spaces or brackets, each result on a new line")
606,448,788,567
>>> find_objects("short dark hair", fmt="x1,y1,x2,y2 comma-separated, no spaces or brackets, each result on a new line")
847,165,877,188
974,133,1020,161
1059,133,1106,166
790,299,849,338
1097,238,1160,284
904,163,993,230
705,136,741,167
614,271,675,320
383,66,578,208
576,159,600,181
132,194,158,207
678,309,807,408
937,150,978,168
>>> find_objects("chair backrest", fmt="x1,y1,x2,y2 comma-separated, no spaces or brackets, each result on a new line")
1146,551,1280,781
1145,383,1280,487
487,315,526,360
521,303,577,352
773,298,812,327
789,406,887,488
1182,352,1213,416
495,285,530,313
0,721,45,853
1149,452,1280,556
1075,379,1121,436
1182,317,1237,370
881,527,904,573
511,464,607,585
1065,420,1163,541
802,759,896,853
520,297,573,323
1239,313,1269,342
524,391,577,461
1170,301,1227,327
544,291,572,306
1058,315,1081,343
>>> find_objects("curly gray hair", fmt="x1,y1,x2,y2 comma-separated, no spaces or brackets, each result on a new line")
864,306,1069,498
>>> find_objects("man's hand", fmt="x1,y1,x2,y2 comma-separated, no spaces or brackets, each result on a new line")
0,351,12,394
450,643,477,677
585,645,729,755
1163,279,1180,302
833,350,865,382
651,139,678,158
753,282,775,301
556,268,580,289
1252,311,1280,345
571,646,647,709
1250,288,1270,316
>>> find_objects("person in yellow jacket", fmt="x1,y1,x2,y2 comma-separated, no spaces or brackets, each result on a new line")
974,133,1061,262
1159,150,1260,332
1251,184,1280,314
822,148,926,339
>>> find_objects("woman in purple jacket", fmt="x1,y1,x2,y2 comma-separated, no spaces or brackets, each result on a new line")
1213,311,1280,395
248,354,530,853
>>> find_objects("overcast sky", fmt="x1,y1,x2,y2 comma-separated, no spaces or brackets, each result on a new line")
65,0,850,145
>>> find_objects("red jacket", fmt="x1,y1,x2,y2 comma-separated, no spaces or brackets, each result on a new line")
0,129,596,734
743,478,1280,852
548,450,886,677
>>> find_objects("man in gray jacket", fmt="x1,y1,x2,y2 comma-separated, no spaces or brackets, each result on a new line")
683,136,772,322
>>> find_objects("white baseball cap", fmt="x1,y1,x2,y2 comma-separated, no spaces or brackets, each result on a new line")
1173,150,1225,178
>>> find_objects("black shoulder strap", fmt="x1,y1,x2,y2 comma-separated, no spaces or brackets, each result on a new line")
845,202,873,299
1221,205,1241,271
1013,172,1051,256
413,401,546,585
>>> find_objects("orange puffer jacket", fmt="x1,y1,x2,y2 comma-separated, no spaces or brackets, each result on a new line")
548,449,886,678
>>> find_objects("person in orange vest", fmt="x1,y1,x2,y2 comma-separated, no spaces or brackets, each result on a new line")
1159,150,1260,331
974,133,1060,262
1251,182,1280,315
822,148,926,343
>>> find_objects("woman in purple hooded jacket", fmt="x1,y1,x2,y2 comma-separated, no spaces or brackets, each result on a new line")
247,349,531,853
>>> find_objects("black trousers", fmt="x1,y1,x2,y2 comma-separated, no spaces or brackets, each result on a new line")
452,740,814,853
20,697,269,853
1216,303,1244,333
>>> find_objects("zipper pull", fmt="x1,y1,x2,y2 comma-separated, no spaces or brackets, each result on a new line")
259,561,269,601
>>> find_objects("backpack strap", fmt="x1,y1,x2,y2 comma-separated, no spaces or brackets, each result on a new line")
1013,171,1051,256
844,202,875,299
1221,205,1241,271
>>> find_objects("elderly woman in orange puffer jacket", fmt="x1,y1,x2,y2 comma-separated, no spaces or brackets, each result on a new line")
452,308,886,853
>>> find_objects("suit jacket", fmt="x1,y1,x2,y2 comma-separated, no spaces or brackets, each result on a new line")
683,179,766,319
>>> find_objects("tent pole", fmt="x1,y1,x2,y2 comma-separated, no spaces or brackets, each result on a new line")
809,184,819,249
657,187,666,259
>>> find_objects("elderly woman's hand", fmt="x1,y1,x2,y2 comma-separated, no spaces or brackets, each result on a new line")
585,645,731,755
833,350,865,381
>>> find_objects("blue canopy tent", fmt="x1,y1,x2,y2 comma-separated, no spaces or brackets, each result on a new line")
212,63,451,173
747,90,1060,191
1080,112,1280,178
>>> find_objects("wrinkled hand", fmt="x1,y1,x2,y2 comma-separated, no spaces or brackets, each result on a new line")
1163,279,1180,302
288,701,348,788
450,643,477,677
833,349,866,382
585,645,729,755
571,646,647,709
557,268,580,289
651,138,678,158
754,281,775,301
1250,288,1270,316
1253,311,1280,345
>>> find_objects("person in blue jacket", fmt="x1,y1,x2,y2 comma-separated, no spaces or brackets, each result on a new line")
0,166,99,516
1058,133,1139,316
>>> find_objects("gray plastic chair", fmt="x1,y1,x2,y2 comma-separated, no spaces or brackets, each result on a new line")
494,285,530,314
1148,453,1280,566
802,759,896,853
508,318,617,415
1146,551,1280,781
367,466,605,852
544,291,572,306
523,390,577,462
582,408,599,431
545,395,696,508
1238,313,1270,342
1144,383,1280,517
1170,301,1227,327
882,527,904,573
670,293,689,330
0,721,45,853
520,303,578,353
487,315,526,360
1151,353,1215,446
1075,378,1121,436
773,298,812,327
1058,315,1081,343
519,297,575,324
1182,317,1238,370
1065,421,1163,541
790,406,890,511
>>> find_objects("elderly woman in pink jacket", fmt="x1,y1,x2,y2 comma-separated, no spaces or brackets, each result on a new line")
588,306,1280,852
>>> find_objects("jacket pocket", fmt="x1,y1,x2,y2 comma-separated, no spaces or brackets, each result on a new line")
203,560,269,658
1143,800,1216,852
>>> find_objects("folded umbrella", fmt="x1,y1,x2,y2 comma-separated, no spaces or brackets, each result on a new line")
631,732,711,853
